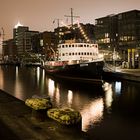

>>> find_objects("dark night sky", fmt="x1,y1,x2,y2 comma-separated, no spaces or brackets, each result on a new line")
0,0,140,40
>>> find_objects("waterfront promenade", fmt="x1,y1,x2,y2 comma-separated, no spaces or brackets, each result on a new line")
0,89,89,140
103,65,140,82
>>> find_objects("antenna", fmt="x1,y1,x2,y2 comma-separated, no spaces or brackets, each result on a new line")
0,27,4,59
53,19,62,28
1,27,4,41
64,8,80,27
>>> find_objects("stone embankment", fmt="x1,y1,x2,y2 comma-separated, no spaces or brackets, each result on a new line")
0,89,89,140
103,68,140,82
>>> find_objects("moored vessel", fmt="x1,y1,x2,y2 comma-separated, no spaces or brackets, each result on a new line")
44,39,104,82
44,9,104,83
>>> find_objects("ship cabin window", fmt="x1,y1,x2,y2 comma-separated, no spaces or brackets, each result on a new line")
75,52,77,55
90,52,92,55
84,45,87,47
78,52,80,55
69,45,71,47
66,53,68,56
95,45,98,48
62,53,65,56
81,52,83,55
69,53,71,55
87,52,89,55
72,52,74,55
84,52,86,55
87,45,89,47
62,45,64,48
66,45,68,48
72,45,74,47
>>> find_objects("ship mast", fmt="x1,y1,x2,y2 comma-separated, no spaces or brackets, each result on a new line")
53,18,61,28
1,28,4,60
64,8,80,27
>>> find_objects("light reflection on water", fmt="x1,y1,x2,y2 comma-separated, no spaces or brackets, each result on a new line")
47,78,105,131
0,66,4,88
0,66,140,140
55,85,60,105
14,66,24,99
81,98,104,131
1,66,140,138
67,90,73,107
115,81,122,95
36,67,40,85
0,66,118,131
103,82,113,112
48,78,55,98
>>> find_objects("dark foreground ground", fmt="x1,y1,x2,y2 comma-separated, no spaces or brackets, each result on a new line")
0,89,89,140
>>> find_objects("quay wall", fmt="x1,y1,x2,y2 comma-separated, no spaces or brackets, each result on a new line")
103,70,140,82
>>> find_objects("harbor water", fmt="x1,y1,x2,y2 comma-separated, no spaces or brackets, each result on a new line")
0,65,140,140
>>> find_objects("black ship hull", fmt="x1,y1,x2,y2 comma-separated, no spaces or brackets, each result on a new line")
44,60,104,83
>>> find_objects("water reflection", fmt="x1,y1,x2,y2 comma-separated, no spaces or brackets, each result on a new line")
81,98,104,131
55,85,60,105
68,90,73,107
36,67,40,85
16,66,18,77
115,82,122,95
0,67,4,88
14,66,22,99
103,82,113,111
1,66,140,139
40,69,45,94
48,78,55,98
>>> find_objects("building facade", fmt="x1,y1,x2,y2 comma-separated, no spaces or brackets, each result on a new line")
95,10,140,68
3,39,17,62
95,14,118,50
32,31,57,60
118,10,140,65
13,26,39,57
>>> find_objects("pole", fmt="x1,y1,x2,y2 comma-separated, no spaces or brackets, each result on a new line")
71,8,73,26
128,49,131,68
64,8,80,27
132,48,135,69
1,27,4,60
